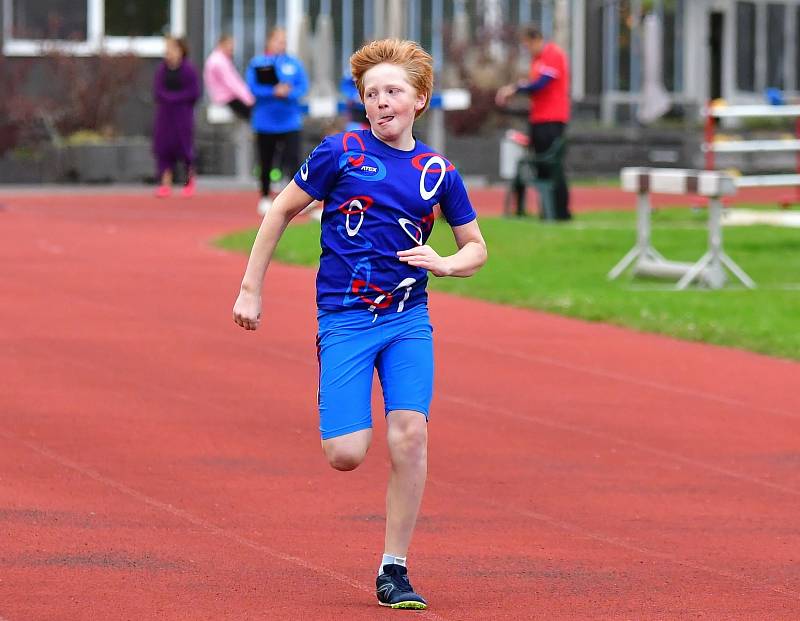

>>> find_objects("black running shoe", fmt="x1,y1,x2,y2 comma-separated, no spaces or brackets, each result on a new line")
376,564,428,609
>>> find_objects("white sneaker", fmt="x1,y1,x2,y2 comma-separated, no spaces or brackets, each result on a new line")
257,196,273,216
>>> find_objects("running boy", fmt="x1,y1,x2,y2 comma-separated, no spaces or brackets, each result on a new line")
232,39,487,610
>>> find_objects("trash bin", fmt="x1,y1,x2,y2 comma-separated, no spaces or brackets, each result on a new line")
499,129,529,180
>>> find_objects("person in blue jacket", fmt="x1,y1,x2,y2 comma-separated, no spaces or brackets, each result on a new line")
340,72,369,132
246,27,309,215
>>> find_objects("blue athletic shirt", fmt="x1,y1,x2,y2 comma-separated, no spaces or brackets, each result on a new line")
293,129,477,315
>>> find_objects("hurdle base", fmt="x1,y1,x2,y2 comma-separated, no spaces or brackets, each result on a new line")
632,258,727,289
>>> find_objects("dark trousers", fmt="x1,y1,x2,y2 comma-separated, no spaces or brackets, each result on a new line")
256,131,301,196
529,121,570,220
227,98,252,120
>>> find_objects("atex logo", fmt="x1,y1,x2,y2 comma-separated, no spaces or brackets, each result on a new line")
339,152,386,181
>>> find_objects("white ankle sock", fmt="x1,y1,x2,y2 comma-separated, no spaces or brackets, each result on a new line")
379,553,407,575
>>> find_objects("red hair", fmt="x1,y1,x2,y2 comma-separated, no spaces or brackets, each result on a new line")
350,39,434,118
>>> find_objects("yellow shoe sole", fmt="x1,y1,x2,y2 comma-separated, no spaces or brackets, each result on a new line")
379,601,428,610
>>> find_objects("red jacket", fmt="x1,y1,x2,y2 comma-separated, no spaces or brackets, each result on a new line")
528,42,570,124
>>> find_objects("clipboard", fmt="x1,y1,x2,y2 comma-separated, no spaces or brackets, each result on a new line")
256,65,279,86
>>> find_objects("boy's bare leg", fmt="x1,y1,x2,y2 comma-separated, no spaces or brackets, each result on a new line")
384,410,428,557
322,428,372,471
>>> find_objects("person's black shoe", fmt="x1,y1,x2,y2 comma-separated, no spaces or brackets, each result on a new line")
376,564,428,609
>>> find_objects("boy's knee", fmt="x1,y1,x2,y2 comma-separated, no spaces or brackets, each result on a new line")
325,450,363,471
323,442,367,471
388,417,428,461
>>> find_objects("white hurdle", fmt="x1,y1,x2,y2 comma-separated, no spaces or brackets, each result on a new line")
609,167,756,290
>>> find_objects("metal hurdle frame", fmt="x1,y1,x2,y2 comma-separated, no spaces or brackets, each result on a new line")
609,168,756,290
703,104,800,207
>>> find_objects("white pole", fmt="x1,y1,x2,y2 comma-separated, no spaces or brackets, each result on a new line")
232,0,243,67
342,0,353,75
428,0,445,153
286,0,303,55
387,0,405,39
408,0,420,43
554,0,569,53
203,0,214,59
171,0,186,36
88,0,103,49
254,0,266,55
364,0,374,39
373,0,385,40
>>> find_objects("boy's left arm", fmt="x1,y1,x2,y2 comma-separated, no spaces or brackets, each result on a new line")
396,220,487,278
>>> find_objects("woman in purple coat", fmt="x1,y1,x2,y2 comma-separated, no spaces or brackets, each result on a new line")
153,36,200,198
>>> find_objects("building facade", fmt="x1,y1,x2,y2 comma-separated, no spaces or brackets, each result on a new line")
578,0,800,123
1,1,797,181
3,0,796,126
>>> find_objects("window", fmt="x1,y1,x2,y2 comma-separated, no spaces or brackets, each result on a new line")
4,0,185,57
662,0,683,93
766,4,785,89
617,0,632,92
105,0,170,37
584,0,604,96
796,7,800,92
10,0,88,40
735,2,756,92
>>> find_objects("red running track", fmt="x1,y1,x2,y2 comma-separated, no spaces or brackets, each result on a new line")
0,190,799,620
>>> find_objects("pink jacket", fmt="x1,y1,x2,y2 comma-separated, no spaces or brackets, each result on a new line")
203,48,255,106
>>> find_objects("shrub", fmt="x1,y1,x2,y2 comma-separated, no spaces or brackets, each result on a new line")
0,56,39,155
46,50,142,138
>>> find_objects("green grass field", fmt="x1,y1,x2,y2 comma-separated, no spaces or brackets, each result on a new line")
217,207,800,360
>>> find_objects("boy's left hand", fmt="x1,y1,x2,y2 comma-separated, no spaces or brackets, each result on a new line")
397,245,451,277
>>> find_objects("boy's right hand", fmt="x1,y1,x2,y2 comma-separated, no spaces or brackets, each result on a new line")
233,289,262,331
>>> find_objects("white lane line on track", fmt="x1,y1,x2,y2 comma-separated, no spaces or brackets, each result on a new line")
442,393,800,497
428,475,800,602
0,430,448,621
441,336,800,421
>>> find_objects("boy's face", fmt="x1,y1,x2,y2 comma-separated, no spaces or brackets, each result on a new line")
362,63,426,145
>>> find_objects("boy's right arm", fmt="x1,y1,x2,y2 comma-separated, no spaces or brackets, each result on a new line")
233,181,315,331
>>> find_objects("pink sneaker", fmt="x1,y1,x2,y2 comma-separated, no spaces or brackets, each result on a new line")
155,185,171,198
181,176,196,198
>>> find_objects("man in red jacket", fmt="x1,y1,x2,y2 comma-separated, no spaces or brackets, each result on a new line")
497,26,571,220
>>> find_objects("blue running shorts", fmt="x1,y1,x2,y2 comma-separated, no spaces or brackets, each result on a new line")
316,304,434,440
